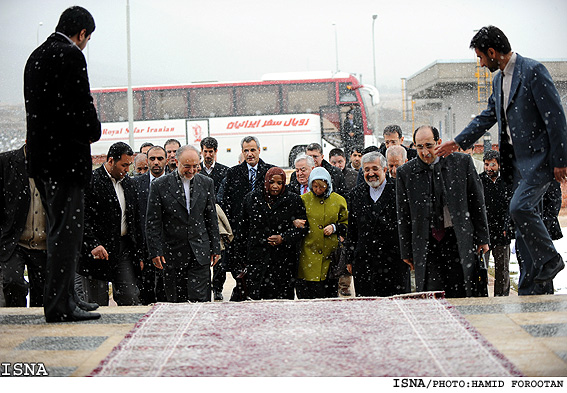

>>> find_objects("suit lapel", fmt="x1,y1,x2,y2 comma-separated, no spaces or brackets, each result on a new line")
507,54,522,109
372,182,394,217
190,175,200,210
168,172,188,211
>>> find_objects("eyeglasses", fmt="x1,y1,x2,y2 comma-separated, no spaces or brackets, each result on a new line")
415,143,437,150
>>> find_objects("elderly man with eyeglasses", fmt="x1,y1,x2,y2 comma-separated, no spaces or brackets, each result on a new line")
396,125,489,298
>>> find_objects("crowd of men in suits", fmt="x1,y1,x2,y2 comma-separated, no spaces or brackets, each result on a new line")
4,118,562,308
2,11,566,314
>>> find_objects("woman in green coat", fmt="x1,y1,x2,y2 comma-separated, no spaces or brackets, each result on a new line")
295,167,348,299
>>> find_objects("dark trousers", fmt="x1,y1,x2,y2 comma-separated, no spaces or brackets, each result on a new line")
295,278,338,299
484,245,511,296
138,260,157,305
212,250,228,294
163,248,211,302
1,245,46,307
245,261,295,301
81,238,140,306
424,228,466,298
35,178,84,320
0,266,5,307
510,174,557,295
354,259,410,298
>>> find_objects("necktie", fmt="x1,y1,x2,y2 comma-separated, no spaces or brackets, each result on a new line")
250,168,256,191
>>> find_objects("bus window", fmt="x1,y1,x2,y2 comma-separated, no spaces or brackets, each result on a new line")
339,82,357,102
146,89,188,120
282,83,334,114
190,87,233,118
97,91,143,122
235,85,280,115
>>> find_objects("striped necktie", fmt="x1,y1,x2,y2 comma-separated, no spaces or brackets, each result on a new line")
250,168,257,191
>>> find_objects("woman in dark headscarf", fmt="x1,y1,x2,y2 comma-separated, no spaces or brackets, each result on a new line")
233,167,308,300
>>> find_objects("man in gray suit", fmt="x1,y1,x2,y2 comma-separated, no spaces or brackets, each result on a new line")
146,145,221,302
436,26,567,295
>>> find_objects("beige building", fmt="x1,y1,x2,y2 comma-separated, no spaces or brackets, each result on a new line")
404,59,567,147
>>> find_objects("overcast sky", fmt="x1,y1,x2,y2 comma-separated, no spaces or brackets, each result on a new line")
1,0,566,105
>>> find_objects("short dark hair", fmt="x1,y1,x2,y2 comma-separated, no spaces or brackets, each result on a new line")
164,139,181,148
413,126,440,143
383,125,403,139
362,145,379,155
146,145,166,157
200,137,218,151
107,142,133,162
55,6,96,37
349,145,364,155
329,148,345,158
140,142,153,153
470,26,511,55
306,143,323,153
483,149,500,164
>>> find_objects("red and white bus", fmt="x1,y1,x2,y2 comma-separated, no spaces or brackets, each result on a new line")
90,72,379,167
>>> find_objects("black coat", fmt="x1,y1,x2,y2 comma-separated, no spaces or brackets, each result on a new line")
201,162,229,195
24,33,101,187
397,154,490,297
479,172,512,246
220,159,274,233
146,172,221,268
233,189,308,299
79,166,144,281
345,179,410,296
0,146,30,262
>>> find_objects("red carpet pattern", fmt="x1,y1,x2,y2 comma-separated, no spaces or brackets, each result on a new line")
90,294,522,377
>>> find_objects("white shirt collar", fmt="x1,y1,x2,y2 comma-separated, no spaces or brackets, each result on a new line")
369,178,387,202
55,32,78,48
502,52,517,78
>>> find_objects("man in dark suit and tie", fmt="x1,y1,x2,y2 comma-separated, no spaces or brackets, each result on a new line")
133,146,168,304
146,145,221,302
200,137,229,195
78,142,144,306
24,6,101,321
436,26,567,295
220,136,274,300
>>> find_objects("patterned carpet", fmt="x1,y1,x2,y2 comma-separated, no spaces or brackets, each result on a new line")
90,293,522,377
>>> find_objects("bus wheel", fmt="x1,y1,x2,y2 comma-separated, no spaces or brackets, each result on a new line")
288,145,307,168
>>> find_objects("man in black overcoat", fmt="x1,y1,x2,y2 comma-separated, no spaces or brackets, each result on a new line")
133,146,168,304
24,6,101,321
78,143,144,306
480,150,512,296
346,151,410,297
397,126,489,298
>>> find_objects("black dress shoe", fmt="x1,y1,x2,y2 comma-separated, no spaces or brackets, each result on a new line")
535,254,565,283
214,292,223,301
77,299,100,311
45,307,101,323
